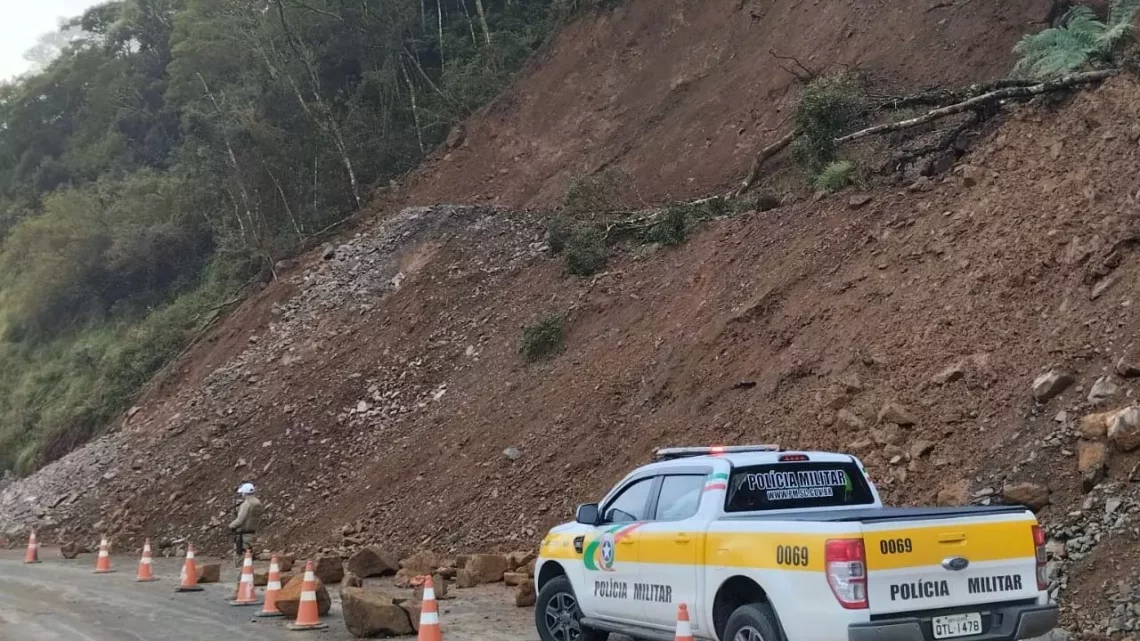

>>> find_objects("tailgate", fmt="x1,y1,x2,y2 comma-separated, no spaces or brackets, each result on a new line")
863,512,1039,615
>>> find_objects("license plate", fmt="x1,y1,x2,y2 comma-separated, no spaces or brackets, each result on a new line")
932,613,983,639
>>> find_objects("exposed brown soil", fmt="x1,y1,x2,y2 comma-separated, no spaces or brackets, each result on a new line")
5,0,1140,637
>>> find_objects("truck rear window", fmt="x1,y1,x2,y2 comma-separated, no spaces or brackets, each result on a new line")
724,460,875,512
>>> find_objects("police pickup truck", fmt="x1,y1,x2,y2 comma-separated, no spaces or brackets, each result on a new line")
534,445,1058,641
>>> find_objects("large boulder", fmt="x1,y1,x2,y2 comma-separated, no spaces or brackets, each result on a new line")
314,555,345,584
877,402,917,426
196,563,221,584
1108,407,1140,452
401,601,422,632
277,575,331,618
59,542,83,559
516,579,537,607
348,546,400,578
455,569,477,589
1079,411,1114,440
1002,482,1050,511
936,480,970,507
1078,440,1108,491
505,551,536,570
399,550,441,575
1032,371,1074,402
342,587,414,637
277,555,296,572
504,572,527,587
464,554,509,584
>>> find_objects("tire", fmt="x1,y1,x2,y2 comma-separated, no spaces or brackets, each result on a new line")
723,603,786,641
535,575,609,641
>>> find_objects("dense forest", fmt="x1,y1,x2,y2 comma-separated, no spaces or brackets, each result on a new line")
0,0,590,474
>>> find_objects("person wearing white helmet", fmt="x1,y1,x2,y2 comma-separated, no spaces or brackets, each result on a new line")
229,482,264,565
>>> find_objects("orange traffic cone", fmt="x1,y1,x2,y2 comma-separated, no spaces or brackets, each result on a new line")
175,543,204,592
257,555,284,618
23,529,40,564
231,550,259,606
674,603,694,641
136,538,158,582
417,575,442,641
286,561,328,631
93,536,114,574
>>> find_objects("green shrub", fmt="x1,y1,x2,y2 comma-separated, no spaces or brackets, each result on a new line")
813,160,857,192
547,216,572,254
793,72,867,172
644,206,690,246
1014,1,1140,79
521,313,567,362
563,171,623,215
564,227,607,276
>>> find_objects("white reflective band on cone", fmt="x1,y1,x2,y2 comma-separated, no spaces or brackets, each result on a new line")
98,550,109,557
268,581,281,590
141,558,152,565
676,621,693,636
241,574,253,583
304,571,315,581
269,564,279,573
420,612,440,625
423,587,435,600
187,551,195,559
301,591,317,600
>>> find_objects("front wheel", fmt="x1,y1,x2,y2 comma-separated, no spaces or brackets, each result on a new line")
535,575,609,641
723,603,786,641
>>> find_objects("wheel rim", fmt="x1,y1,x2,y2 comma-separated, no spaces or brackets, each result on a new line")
734,626,767,641
543,592,582,641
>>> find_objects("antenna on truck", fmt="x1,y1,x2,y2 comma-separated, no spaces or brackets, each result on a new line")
653,445,782,460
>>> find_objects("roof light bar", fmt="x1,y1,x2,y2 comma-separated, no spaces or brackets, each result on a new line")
653,445,782,460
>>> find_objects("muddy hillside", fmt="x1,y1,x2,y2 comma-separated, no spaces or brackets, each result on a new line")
4,0,1140,637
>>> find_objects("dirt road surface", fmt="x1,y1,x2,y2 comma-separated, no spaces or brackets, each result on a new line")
0,548,540,641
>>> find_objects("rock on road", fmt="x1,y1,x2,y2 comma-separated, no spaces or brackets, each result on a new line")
0,549,539,641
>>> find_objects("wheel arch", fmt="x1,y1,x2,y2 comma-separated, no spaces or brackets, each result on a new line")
712,575,789,641
536,559,567,591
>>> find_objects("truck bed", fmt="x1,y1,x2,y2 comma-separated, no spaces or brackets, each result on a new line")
719,505,1030,523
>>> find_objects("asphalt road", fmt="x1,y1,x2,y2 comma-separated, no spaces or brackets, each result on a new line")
0,547,540,641
0,548,342,641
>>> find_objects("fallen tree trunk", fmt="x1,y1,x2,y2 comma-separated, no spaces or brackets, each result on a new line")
736,69,1116,195
734,128,800,197
838,69,1117,144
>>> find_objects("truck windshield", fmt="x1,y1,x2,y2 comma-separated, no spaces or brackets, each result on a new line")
724,460,875,512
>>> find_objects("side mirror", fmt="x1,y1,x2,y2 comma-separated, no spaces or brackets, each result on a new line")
575,503,601,526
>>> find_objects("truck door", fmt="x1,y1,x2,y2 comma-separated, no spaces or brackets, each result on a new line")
581,476,656,624
637,473,707,632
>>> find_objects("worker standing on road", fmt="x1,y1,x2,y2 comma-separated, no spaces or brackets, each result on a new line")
229,482,264,566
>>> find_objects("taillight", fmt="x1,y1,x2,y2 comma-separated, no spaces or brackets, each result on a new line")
1032,525,1047,591
825,539,868,609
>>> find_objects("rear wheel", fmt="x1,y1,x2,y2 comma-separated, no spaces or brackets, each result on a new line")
535,576,609,641
723,603,786,641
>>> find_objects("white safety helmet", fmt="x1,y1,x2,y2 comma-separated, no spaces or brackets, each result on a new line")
237,482,256,496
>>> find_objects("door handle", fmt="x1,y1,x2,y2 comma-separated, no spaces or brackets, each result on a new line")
675,534,692,543
619,538,636,546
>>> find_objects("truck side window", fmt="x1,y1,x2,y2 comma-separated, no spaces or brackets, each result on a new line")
654,475,705,521
603,478,654,523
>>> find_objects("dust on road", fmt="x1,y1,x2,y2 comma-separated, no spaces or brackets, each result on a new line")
0,549,539,641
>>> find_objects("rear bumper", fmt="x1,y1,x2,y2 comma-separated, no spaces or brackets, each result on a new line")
848,603,1059,641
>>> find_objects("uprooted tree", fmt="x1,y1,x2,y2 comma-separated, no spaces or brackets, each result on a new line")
736,0,1139,196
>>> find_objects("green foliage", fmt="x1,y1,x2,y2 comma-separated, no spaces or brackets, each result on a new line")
813,160,857,192
792,72,867,172
1014,0,1140,79
564,227,607,276
520,313,567,362
0,0,572,473
563,170,623,215
546,216,572,254
644,205,690,246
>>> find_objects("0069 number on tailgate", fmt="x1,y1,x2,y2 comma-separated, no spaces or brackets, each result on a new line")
932,613,983,639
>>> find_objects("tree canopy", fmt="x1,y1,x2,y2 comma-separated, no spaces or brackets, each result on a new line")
0,0,580,473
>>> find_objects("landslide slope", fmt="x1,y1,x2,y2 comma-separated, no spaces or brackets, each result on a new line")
6,0,1140,635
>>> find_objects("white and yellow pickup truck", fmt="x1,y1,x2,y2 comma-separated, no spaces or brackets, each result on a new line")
535,445,1058,641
